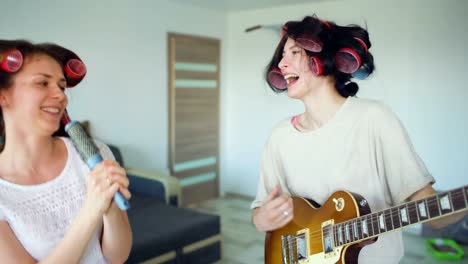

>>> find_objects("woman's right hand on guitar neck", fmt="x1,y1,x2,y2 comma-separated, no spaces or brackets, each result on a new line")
252,185,294,232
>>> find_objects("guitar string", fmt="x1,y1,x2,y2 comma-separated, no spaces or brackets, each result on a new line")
285,204,467,246
283,206,467,249
280,192,466,247
296,191,467,240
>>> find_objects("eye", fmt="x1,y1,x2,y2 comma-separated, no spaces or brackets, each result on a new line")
292,50,301,55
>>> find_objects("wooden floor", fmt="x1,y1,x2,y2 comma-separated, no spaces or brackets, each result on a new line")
192,194,468,264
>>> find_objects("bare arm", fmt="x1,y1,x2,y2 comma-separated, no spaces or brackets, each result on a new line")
101,205,132,263
0,207,102,264
100,161,133,263
408,184,466,229
0,221,36,264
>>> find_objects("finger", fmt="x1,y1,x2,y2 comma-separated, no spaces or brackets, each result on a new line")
107,183,121,200
273,204,294,226
277,211,293,228
265,194,290,210
264,185,281,203
102,159,120,167
119,187,132,200
92,161,109,174
109,173,129,188
102,162,125,176
88,172,107,188
271,200,292,221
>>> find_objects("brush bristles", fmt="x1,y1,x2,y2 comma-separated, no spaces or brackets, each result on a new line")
66,122,99,160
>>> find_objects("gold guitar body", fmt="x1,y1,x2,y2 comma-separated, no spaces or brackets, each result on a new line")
264,191,376,264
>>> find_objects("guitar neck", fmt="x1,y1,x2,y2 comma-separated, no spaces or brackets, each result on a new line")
333,185,468,247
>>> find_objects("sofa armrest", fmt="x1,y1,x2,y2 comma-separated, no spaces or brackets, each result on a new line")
126,168,181,206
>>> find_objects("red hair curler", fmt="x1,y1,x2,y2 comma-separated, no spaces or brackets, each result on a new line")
280,25,288,38
319,19,331,30
267,68,287,89
295,33,323,53
0,49,23,73
335,37,368,74
353,37,368,53
335,48,361,74
64,59,86,88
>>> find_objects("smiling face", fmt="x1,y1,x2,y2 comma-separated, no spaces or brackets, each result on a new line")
0,53,67,137
278,37,323,99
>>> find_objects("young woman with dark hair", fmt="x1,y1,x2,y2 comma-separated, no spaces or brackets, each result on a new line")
251,16,465,263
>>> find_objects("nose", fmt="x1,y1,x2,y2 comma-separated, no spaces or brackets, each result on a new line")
278,56,288,70
51,85,67,101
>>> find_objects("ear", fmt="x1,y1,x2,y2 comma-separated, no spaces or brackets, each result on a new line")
0,91,9,107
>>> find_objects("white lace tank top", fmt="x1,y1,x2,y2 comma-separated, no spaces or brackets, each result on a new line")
0,137,113,263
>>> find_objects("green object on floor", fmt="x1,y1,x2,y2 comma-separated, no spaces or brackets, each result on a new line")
426,238,465,261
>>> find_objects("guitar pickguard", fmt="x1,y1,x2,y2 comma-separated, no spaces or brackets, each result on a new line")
306,247,344,264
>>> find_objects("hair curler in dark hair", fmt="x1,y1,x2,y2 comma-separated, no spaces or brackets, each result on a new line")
0,49,23,73
267,68,287,90
265,15,375,96
64,59,86,87
352,45,374,80
38,43,86,88
335,37,368,74
296,32,323,52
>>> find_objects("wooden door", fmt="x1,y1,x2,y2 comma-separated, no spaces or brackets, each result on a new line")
168,33,220,206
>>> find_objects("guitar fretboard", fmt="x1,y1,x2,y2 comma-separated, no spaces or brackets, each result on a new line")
332,185,467,247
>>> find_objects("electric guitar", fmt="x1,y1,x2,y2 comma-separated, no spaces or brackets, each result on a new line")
264,185,467,263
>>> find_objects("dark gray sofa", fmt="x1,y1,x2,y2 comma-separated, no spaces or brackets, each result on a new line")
108,145,222,263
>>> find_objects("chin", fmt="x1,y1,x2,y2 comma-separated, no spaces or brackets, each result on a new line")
42,124,61,137
287,89,302,99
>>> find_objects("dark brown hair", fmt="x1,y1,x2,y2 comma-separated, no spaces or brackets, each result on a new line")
0,39,82,150
265,15,375,97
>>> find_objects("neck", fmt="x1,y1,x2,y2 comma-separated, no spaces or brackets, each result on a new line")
0,131,59,181
334,185,467,247
299,81,346,131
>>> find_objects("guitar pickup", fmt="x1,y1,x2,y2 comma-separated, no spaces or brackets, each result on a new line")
322,220,338,258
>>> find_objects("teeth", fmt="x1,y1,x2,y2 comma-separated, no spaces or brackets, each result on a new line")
284,74,299,79
284,74,299,85
42,107,60,114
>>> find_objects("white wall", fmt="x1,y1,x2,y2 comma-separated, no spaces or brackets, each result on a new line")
0,0,227,172
2,0,466,199
221,0,468,197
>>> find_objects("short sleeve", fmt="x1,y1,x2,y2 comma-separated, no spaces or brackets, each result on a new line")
373,104,435,205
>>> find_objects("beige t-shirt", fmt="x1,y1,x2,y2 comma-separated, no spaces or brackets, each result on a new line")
252,97,434,263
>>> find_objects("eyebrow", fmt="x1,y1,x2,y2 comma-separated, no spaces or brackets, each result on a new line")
34,73,66,83
282,44,301,54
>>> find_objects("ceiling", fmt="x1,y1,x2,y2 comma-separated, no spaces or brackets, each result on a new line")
172,0,321,12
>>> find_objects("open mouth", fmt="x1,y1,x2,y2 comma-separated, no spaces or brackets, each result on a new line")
284,74,299,86
41,107,61,115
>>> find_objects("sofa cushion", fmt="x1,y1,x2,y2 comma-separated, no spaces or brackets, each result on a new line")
127,174,167,203
127,195,221,263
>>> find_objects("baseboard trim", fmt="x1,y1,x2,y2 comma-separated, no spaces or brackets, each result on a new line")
183,234,223,254
224,192,254,201
142,251,176,264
